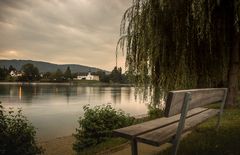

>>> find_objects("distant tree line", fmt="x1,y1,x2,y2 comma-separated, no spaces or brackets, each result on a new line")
0,64,73,82
0,67,8,81
41,67,72,82
0,63,131,84
97,67,130,84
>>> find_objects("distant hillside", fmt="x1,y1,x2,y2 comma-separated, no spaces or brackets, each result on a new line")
0,59,109,73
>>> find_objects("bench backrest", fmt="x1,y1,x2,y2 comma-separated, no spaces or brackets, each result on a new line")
164,88,227,117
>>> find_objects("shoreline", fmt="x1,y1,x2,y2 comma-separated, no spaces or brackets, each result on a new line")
0,82,70,85
0,81,134,87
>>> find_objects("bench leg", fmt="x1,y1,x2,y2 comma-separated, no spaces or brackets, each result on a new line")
172,92,192,155
172,136,180,155
216,89,227,130
131,139,138,155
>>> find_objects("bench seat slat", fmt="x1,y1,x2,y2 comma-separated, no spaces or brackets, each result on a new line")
113,107,208,139
136,109,219,146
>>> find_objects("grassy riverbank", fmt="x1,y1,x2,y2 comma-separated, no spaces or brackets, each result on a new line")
158,108,240,155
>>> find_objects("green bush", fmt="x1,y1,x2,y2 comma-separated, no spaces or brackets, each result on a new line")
0,102,44,155
73,104,134,152
148,104,164,119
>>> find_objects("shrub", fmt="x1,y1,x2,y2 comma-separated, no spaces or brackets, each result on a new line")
73,104,134,152
0,102,44,155
148,104,164,119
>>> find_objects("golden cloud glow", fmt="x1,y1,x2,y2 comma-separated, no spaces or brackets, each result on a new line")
0,50,20,59
8,50,18,55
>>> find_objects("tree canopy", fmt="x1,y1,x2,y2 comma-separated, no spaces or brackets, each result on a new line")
118,0,240,106
21,63,40,81
53,69,63,81
64,66,72,80
0,67,8,81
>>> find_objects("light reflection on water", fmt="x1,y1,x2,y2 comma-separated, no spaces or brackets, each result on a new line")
0,83,149,140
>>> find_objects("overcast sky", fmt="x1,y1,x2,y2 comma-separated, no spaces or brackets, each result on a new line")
0,0,131,71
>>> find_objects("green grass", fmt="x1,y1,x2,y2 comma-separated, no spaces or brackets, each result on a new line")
158,108,240,155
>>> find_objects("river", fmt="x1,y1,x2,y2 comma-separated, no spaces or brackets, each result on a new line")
0,83,149,140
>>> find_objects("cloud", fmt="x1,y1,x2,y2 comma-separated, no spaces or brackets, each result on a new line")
0,0,131,71
0,50,18,57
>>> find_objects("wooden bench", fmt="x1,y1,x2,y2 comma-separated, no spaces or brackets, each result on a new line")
113,88,228,155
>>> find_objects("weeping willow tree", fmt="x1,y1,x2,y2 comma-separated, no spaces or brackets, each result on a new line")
117,0,240,107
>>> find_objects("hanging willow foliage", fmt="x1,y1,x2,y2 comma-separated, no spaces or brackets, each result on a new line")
117,0,239,106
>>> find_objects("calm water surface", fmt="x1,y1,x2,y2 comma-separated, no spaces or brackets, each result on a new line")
0,83,149,140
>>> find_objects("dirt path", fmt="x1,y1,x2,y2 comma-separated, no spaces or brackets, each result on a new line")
38,135,170,155
39,136,75,155
38,132,190,155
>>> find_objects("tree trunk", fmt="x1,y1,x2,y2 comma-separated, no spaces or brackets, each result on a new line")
226,33,240,107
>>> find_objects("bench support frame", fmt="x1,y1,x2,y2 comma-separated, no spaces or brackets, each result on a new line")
131,139,138,155
216,89,227,130
171,92,192,155
172,89,227,155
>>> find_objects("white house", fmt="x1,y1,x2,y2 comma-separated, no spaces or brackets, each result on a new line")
10,70,23,77
76,72,99,81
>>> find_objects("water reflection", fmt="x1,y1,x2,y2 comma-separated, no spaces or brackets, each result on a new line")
1,85,139,107
18,86,22,100
111,87,122,104
0,84,149,140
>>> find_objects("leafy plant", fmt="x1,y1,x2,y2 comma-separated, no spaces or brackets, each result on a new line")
0,102,44,155
73,104,134,153
148,104,164,119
